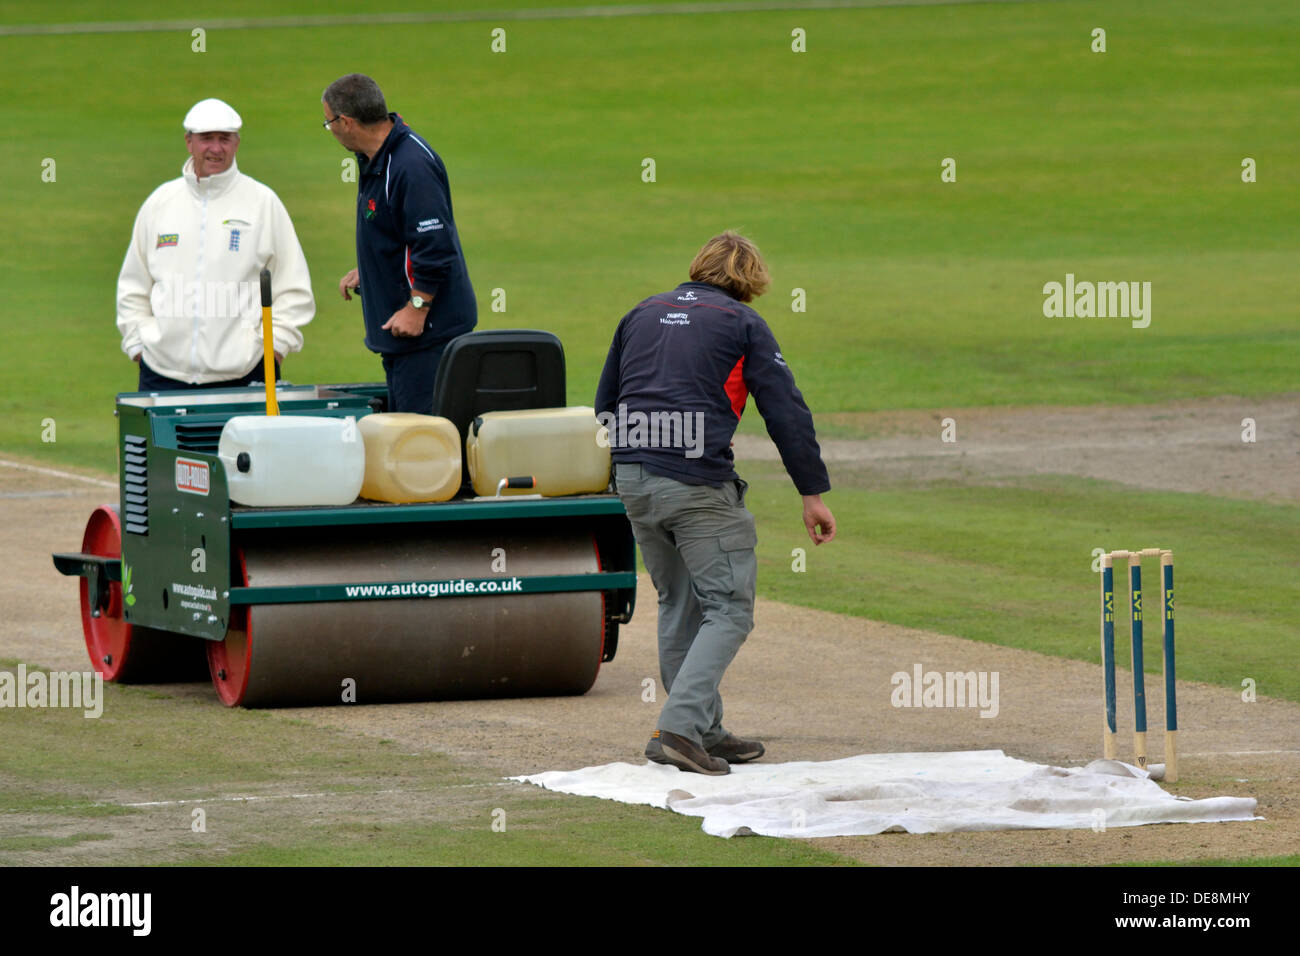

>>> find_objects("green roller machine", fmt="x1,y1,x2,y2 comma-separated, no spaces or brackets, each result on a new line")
52,330,637,707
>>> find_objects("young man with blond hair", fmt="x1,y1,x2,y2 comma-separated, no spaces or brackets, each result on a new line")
596,231,836,775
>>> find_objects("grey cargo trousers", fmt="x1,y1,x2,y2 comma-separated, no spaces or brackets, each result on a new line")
614,463,759,747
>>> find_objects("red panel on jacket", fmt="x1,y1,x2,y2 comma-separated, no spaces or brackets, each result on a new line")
725,357,748,419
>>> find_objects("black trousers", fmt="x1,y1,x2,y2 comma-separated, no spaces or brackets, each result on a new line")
380,342,447,415
137,357,280,392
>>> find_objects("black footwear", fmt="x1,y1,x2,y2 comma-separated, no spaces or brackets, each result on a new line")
707,733,765,764
652,730,730,775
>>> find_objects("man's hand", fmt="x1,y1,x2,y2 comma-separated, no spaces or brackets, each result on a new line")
381,303,428,339
801,494,836,545
338,268,360,300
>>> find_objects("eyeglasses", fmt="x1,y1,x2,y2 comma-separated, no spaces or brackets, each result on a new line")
323,114,343,130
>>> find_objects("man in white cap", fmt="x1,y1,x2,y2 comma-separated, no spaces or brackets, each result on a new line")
116,98,315,390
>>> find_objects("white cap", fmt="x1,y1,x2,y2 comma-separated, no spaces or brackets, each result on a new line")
183,98,242,133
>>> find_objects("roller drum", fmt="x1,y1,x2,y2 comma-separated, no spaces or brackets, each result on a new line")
210,525,605,707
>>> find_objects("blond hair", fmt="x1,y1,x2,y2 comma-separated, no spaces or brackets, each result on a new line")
687,231,771,302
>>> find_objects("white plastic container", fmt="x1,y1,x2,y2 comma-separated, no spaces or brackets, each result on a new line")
467,406,611,497
359,413,462,503
219,415,365,506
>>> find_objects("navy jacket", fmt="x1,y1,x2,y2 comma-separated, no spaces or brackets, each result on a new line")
595,281,831,495
354,114,476,353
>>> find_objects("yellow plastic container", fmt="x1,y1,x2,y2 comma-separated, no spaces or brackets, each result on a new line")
467,406,611,497
359,413,462,503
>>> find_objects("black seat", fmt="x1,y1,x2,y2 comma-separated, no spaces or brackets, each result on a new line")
432,330,567,486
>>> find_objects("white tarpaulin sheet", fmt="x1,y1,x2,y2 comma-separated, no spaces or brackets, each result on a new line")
513,750,1260,838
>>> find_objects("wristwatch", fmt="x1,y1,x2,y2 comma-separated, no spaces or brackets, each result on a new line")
409,295,430,310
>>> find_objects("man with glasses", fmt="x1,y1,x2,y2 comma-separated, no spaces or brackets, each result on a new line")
322,73,476,414
117,98,315,390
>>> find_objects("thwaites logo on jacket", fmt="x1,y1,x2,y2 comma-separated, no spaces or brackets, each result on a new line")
175,457,210,496
156,234,179,248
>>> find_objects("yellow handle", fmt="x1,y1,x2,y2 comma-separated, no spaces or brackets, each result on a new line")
259,268,278,416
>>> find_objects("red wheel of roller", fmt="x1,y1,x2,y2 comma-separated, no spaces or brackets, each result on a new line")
78,504,208,683
207,547,251,707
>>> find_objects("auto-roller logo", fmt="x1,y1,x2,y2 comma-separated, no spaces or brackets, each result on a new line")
175,457,210,495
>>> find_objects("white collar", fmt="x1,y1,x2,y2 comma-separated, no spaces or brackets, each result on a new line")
183,156,240,198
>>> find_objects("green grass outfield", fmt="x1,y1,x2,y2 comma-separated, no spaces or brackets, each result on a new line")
0,1,1296,865
2,0,1296,469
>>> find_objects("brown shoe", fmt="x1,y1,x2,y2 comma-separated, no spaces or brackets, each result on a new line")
707,733,765,764
653,730,730,775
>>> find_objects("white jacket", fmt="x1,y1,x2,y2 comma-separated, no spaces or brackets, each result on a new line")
116,157,314,384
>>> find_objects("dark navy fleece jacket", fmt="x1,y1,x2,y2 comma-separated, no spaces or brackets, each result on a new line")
595,281,831,495
354,114,476,353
